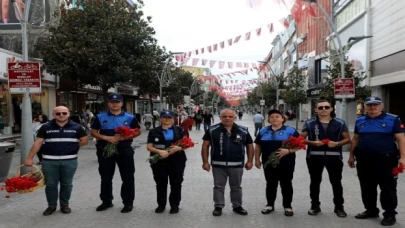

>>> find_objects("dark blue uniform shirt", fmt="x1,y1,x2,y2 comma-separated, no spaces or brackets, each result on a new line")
91,111,140,147
355,112,405,154
254,125,300,166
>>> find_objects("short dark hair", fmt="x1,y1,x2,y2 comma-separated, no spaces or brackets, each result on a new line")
315,99,332,107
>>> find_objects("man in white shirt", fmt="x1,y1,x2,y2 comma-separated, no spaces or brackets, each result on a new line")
252,111,265,136
152,109,160,128
143,112,153,130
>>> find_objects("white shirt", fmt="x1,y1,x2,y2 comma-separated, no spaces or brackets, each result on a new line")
253,113,264,123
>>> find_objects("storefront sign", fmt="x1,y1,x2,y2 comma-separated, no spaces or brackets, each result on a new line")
306,88,322,98
334,78,355,99
116,86,137,96
8,62,41,93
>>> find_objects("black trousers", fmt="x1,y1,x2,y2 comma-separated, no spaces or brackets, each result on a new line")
356,153,398,216
97,145,135,206
151,160,186,208
264,165,294,208
306,156,344,209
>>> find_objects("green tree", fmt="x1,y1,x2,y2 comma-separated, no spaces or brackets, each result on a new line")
319,52,371,103
163,68,196,108
36,0,163,96
283,66,307,107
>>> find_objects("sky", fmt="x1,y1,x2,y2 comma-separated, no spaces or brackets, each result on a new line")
141,0,294,94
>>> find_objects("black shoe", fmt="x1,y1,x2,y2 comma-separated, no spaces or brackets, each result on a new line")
334,208,347,218
169,207,179,214
155,206,165,213
43,206,56,216
233,207,248,215
381,216,396,226
96,203,114,211
261,206,274,214
60,205,72,214
308,207,321,215
355,210,379,219
213,207,222,216
284,208,294,217
121,205,133,213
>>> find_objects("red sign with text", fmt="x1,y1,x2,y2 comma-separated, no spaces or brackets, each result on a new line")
334,78,355,99
8,62,41,93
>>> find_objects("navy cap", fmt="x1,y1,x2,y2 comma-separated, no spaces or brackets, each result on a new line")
160,110,174,118
108,93,123,102
364,96,382,105
268,109,283,116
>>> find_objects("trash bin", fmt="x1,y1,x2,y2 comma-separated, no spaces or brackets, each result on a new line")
0,142,16,183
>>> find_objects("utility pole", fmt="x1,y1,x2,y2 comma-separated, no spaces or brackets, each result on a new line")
13,0,33,174
305,0,347,123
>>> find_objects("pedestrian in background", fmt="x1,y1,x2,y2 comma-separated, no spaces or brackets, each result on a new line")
25,106,88,216
301,99,350,218
202,110,214,132
349,96,405,226
252,111,265,136
91,93,141,213
201,108,254,216
254,110,300,217
146,110,187,214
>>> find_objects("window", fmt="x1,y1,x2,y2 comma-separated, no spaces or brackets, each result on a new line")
335,0,366,29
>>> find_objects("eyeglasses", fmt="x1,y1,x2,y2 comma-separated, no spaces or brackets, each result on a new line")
317,106,331,110
55,112,68,116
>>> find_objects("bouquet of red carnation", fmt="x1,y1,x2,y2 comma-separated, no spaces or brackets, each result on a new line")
1,171,42,198
392,164,404,176
103,126,140,158
147,137,196,164
264,135,307,169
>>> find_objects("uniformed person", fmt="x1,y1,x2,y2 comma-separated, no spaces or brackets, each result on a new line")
301,99,350,217
91,93,141,213
255,109,300,217
146,110,187,214
349,96,405,226
201,108,254,216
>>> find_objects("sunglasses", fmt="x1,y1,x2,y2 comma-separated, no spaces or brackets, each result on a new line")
55,112,68,116
317,106,331,110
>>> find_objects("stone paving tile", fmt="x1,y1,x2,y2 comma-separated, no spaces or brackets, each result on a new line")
0,115,404,228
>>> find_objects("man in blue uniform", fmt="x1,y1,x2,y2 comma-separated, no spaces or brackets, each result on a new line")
25,106,88,216
349,96,405,226
201,108,254,216
91,93,141,213
301,99,351,218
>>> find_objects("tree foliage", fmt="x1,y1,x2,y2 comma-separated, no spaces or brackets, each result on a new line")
36,0,167,93
282,66,307,106
319,51,371,103
163,68,196,107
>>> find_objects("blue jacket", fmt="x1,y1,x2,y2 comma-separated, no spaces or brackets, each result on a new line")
304,117,346,159
207,123,250,168
39,119,84,160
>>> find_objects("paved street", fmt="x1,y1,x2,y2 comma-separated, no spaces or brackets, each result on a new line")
0,114,404,228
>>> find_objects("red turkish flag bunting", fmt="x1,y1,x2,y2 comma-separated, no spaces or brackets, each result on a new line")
207,46,212,53
183,58,190,64
209,60,216,68
213,44,218,51
256,28,262,36
195,49,199,55
228,39,233,46
267,23,274,33
175,55,181,62
236,62,242,68
245,32,251,41
244,63,249,68
202,59,208,66
201,48,205,54
188,51,192,57
220,41,225,49
219,61,225,69
228,62,233,69
192,58,199,66
234,35,241,43
308,5,316,17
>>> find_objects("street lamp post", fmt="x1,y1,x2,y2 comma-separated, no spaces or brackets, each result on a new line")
13,0,34,174
304,0,347,122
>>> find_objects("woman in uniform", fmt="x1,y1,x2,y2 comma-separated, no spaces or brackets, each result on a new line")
254,109,300,217
146,110,187,214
